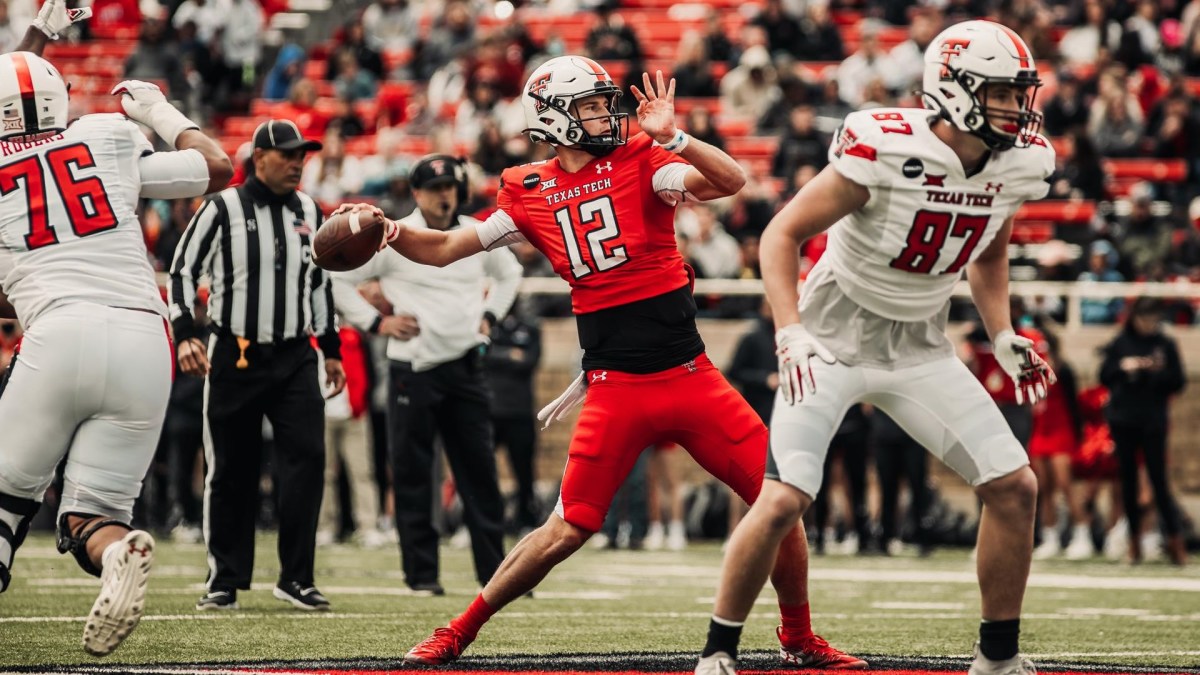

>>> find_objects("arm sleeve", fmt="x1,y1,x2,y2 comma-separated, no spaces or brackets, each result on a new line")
139,149,212,199
329,255,385,333
652,162,697,206
475,207,526,251
168,197,222,343
482,245,524,321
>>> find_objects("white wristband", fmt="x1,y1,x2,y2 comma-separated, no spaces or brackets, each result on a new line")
656,129,690,154
145,102,200,148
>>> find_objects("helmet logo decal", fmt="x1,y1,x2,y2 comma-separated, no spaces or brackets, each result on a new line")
939,38,972,80
530,73,552,113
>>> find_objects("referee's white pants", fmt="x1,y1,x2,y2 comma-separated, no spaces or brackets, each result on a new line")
0,304,173,523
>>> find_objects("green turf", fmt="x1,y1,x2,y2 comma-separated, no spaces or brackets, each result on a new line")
1,533,1198,668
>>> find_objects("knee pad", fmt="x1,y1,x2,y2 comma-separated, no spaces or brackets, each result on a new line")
0,493,41,593
56,512,130,578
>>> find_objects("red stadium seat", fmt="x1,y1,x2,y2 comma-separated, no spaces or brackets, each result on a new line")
1103,158,1187,182
1014,200,1096,223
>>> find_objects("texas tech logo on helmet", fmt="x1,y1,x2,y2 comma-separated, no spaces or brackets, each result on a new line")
939,38,971,80
529,73,552,114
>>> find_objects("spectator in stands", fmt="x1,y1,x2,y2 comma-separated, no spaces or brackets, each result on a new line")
1182,0,1200,74
684,106,726,152
835,19,890,109
1050,129,1107,202
810,405,871,555
472,118,524,176
584,0,642,62
361,0,418,53
90,0,140,38
1115,183,1174,279
673,30,719,99
884,7,942,97
814,74,852,125
1124,0,1161,65
752,0,803,60
413,0,474,80
719,45,780,121
1059,0,1122,67
727,167,779,240
771,105,827,180
172,0,223,45
873,410,933,557
729,298,777,423
796,0,844,63
329,95,367,138
327,19,384,81
677,203,742,281
1099,298,1188,565
701,7,736,67
275,78,330,139
1147,84,1200,164
1077,240,1126,324
454,76,508,147
1041,71,1091,137
1088,70,1145,157
758,74,814,134
0,0,22,53
301,128,366,205
263,43,307,101
215,0,263,111
123,13,186,99
333,50,378,102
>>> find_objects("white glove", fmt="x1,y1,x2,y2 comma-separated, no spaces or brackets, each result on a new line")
994,329,1057,405
33,0,92,39
536,372,587,429
110,80,198,148
775,323,837,405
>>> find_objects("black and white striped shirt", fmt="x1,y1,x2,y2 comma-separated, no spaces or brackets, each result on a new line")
168,176,340,358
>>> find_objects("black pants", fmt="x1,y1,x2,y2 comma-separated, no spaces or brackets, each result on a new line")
1111,422,1182,537
493,414,539,530
875,427,931,547
812,427,870,546
204,336,325,590
389,355,504,587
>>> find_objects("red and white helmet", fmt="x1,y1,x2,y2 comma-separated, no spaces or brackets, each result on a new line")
921,20,1042,150
521,55,627,157
0,52,69,140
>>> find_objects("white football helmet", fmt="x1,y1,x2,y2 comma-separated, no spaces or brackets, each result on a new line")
521,55,627,157
921,20,1042,150
0,52,69,140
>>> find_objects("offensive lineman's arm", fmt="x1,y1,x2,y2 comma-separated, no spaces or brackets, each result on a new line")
760,165,868,329
966,215,1016,341
113,81,233,196
15,0,91,55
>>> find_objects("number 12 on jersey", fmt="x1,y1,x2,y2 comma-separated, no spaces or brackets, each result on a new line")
890,210,989,275
555,196,628,279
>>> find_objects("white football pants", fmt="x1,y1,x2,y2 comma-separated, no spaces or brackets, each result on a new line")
0,304,172,523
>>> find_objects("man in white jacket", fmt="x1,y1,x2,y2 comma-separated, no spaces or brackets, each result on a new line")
331,154,522,595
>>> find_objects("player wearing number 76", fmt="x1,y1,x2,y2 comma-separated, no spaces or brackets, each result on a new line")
694,20,1057,675
336,56,862,668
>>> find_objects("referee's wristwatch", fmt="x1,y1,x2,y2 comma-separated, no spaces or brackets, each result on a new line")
368,315,383,335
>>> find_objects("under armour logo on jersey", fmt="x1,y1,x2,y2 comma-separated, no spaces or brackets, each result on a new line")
985,182,1003,193
923,174,946,187
596,162,612,174
591,371,608,383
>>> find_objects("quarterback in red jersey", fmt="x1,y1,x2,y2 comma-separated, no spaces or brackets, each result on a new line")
338,56,862,669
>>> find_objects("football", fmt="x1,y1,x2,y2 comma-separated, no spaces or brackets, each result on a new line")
312,209,385,272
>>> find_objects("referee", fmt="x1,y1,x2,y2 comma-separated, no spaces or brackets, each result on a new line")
331,155,522,594
168,119,345,612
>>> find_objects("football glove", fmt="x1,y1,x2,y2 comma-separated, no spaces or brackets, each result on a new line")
994,329,1057,405
110,80,198,147
33,0,92,39
776,323,836,405
536,372,587,429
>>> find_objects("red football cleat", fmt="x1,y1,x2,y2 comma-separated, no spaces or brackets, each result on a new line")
778,627,868,669
404,626,471,665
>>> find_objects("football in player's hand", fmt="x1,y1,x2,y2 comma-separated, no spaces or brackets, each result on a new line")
312,209,384,272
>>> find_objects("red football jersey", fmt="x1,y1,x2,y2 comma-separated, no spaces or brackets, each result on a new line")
497,133,690,314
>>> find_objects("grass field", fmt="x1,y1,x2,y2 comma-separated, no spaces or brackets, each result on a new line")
2,533,1199,673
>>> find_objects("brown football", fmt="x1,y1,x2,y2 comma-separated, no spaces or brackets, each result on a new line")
312,209,384,272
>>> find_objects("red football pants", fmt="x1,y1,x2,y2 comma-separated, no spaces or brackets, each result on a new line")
558,353,768,532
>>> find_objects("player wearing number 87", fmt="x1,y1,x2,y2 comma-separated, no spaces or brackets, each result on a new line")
339,55,859,668
695,20,1053,675
0,47,231,657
